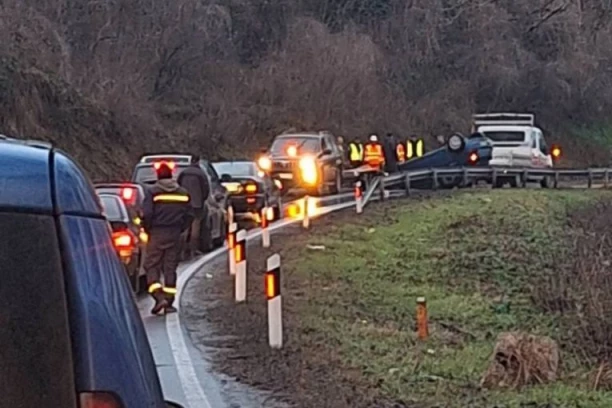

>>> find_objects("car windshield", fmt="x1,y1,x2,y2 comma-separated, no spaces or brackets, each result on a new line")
270,137,321,156
482,131,526,143
133,164,186,184
212,162,257,177
99,195,125,221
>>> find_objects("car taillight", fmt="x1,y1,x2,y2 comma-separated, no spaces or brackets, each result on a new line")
468,151,479,164
79,391,124,408
153,161,175,170
112,230,136,258
245,183,257,193
551,145,562,161
120,186,136,204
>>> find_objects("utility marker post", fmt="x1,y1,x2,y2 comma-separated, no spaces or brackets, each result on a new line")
228,222,237,275
261,207,270,248
355,181,363,214
235,229,247,302
303,195,310,229
416,297,429,340
266,253,282,348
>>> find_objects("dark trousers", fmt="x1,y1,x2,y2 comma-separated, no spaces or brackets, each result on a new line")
144,230,181,305
184,208,204,256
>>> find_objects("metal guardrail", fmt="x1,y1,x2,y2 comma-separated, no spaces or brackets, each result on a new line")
361,167,612,208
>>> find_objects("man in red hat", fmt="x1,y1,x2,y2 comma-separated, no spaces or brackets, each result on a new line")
142,162,194,315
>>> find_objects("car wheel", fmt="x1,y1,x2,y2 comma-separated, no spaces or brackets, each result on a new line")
199,217,213,253
438,174,462,189
330,169,342,194
509,177,518,188
540,176,551,188
212,217,226,248
130,265,140,292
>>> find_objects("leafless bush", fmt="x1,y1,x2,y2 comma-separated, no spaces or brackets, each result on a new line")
532,200,612,362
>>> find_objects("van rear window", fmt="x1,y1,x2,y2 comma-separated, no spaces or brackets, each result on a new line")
0,212,76,408
482,131,525,143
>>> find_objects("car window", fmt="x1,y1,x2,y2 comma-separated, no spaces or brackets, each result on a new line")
482,131,526,143
54,151,102,216
539,132,548,154
0,143,52,210
212,162,257,177
202,161,220,182
59,215,165,407
531,132,537,148
99,195,127,221
132,165,186,184
0,212,77,408
270,137,322,155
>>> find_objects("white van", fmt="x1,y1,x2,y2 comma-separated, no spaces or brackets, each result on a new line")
472,113,554,188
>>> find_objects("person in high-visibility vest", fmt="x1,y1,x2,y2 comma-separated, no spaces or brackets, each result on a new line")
363,134,385,171
348,140,363,167
415,138,425,157
406,135,416,160
396,142,406,163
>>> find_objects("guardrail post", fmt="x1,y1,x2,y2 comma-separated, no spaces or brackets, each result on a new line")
235,229,247,302
379,177,386,200
554,171,559,188
605,170,609,188
521,170,528,188
266,254,282,349
432,169,438,190
462,167,469,187
588,169,593,188
404,173,411,196
491,168,498,188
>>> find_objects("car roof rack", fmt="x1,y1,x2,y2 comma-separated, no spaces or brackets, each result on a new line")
472,112,535,127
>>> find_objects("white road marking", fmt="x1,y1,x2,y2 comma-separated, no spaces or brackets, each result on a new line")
164,198,357,408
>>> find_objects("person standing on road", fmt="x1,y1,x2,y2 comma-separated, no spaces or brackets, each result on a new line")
177,155,210,258
142,163,193,315
382,132,399,174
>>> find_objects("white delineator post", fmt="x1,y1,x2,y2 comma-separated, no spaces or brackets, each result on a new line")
266,253,282,348
261,207,270,248
227,205,234,225
228,222,237,275
302,195,310,229
235,229,247,302
355,180,363,213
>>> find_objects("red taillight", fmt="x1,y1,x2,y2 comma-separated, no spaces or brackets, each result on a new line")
79,392,124,408
468,151,479,164
153,161,175,170
112,230,136,258
120,186,136,204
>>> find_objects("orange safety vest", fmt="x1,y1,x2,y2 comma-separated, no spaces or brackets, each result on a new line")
363,143,385,168
396,143,406,163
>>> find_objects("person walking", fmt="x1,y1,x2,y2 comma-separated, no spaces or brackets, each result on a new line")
142,162,194,315
177,155,210,258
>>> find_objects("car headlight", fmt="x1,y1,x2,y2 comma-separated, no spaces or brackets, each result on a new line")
299,157,318,185
257,156,272,171
447,134,465,152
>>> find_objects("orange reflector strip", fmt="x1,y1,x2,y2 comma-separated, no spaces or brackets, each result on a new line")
228,232,235,249
235,243,243,262
266,273,276,299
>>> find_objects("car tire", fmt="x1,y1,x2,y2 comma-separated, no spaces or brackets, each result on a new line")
199,217,213,253
130,264,140,293
212,218,226,248
540,176,551,189
330,169,342,194
439,174,462,189
509,177,518,188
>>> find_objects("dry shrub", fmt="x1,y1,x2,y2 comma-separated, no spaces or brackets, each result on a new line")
480,332,559,390
532,200,612,364
589,362,612,391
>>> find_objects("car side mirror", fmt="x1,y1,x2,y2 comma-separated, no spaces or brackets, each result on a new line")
166,402,184,408
220,174,232,182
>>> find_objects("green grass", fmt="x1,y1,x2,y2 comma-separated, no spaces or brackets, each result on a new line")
290,189,612,407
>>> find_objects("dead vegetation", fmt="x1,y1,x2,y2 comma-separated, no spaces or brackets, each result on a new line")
2,0,612,177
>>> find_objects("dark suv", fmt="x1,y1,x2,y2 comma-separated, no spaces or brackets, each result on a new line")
258,131,345,196
0,136,181,408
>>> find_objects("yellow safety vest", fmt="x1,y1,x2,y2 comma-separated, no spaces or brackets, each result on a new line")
406,141,414,159
349,143,362,161
415,139,424,157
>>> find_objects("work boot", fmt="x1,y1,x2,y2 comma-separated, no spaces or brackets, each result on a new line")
151,298,169,315
164,296,177,313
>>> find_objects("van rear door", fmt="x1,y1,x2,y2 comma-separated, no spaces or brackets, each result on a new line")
481,128,532,167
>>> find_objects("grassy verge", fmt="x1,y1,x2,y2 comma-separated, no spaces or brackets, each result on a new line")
284,189,612,407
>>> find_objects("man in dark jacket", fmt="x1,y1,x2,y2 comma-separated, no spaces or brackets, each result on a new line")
143,163,194,315
177,155,210,258
382,133,399,174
